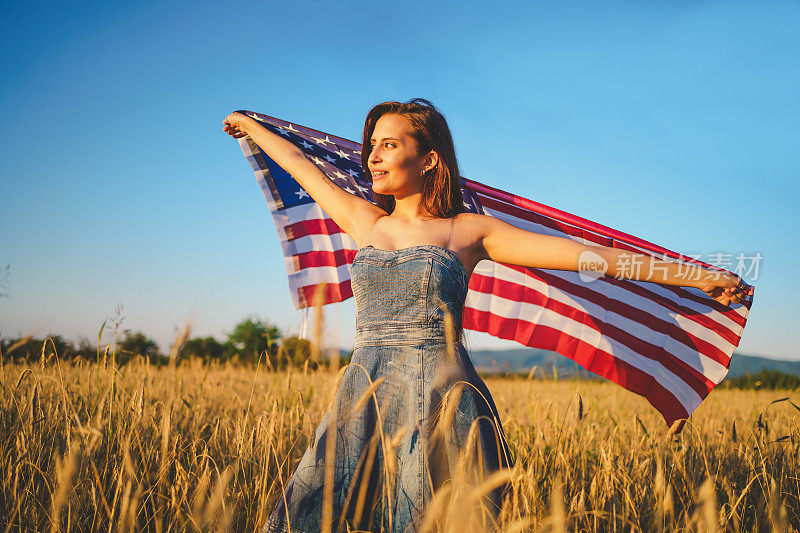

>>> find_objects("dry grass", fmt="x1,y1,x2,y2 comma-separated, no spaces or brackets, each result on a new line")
1,342,799,531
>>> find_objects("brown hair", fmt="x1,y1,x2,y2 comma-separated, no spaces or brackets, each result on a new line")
361,98,464,218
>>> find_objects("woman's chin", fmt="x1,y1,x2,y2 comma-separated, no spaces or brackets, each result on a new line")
371,184,390,195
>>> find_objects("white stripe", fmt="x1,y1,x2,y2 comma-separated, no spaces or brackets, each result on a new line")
290,263,353,286
465,287,702,412
282,232,357,258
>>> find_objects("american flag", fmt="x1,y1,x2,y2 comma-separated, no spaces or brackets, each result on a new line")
236,109,754,428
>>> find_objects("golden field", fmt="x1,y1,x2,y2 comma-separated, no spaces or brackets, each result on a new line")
1,351,799,532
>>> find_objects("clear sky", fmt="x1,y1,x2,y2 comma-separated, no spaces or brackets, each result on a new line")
1,1,797,360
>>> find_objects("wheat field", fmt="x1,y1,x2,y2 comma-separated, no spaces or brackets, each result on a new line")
1,344,799,532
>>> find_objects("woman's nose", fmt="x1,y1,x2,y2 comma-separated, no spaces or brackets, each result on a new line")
369,145,382,163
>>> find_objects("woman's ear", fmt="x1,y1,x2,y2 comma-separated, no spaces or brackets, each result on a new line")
425,150,439,172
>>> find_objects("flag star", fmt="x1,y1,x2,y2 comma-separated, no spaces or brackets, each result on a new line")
296,189,309,199
299,140,314,150
335,148,350,159
347,169,361,177
463,201,470,208
332,170,347,180
284,124,299,132
344,187,356,194
323,154,337,163
312,135,334,146
277,128,291,136
247,112,261,121
310,156,325,166
355,183,368,193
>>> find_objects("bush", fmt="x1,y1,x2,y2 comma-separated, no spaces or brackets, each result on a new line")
178,336,231,363
723,369,800,390
117,331,162,363
227,317,281,365
1,335,77,362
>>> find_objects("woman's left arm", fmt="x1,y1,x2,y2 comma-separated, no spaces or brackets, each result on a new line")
474,214,749,306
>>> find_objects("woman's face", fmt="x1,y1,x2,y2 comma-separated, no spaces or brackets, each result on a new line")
367,113,434,198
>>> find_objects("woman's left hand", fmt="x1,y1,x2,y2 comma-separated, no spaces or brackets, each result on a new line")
697,272,751,306
223,112,249,138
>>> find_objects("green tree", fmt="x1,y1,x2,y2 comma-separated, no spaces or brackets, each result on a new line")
279,335,314,368
118,331,161,362
1,335,76,362
227,317,281,365
76,336,98,361
179,336,230,363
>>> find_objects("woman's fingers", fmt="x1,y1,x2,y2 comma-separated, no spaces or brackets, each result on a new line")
222,121,246,138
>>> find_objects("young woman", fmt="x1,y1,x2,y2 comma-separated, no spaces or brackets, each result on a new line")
223,99,746,532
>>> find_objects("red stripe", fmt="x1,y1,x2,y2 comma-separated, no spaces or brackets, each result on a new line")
286,217,344,240
294,249,356,269
298,280,352,307
468,273,716,398
463,308,690,426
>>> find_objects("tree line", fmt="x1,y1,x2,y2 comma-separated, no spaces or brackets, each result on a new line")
0,317,352,370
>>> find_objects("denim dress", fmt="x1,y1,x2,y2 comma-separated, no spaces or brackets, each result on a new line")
263,245,514,533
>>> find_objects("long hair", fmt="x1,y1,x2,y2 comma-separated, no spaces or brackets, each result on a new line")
360,98,464,218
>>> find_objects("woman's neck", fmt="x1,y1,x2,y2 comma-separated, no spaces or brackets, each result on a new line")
391,192,435,222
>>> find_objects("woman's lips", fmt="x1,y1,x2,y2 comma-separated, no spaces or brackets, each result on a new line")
371,171,388,180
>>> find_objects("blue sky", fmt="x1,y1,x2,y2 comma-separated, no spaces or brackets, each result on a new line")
1,1,797,360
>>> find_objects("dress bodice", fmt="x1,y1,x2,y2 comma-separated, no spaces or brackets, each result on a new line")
350,245,469,346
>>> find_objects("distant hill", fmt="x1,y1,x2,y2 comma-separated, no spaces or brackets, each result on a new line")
726,353,800,378
465,347,800,379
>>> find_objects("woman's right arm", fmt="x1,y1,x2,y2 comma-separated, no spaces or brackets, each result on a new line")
223,112,384,245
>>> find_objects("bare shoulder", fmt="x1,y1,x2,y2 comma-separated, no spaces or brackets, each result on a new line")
453,212,493,249
454,212,493,235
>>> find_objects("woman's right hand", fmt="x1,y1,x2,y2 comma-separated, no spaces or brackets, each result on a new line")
223,112,249,138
